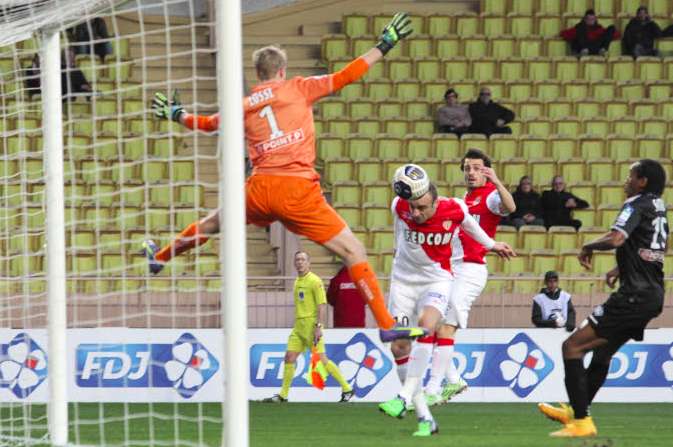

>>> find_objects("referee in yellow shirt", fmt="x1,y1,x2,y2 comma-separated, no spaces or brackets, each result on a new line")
264,251,354,402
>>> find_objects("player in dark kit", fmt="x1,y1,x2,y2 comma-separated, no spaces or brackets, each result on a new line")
538,159,668,438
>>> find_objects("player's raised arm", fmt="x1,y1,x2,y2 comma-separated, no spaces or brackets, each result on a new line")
456,199,516,259
152,90,219,132
480,166,516,215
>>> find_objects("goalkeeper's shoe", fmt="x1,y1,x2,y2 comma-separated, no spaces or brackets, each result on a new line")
141,240,164,275
378,324,429,342
378,396,407,418
261,394,287,403
339,389,354,402
412,418,438,437
440,377,468,402
538,402,574,425
549,417,597,438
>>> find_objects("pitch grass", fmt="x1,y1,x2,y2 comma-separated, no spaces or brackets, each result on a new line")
1,403,672,446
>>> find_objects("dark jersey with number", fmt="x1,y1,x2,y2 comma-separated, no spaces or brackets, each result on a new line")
610,193,668,300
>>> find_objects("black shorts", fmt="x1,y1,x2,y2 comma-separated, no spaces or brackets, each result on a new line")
588,292,663,342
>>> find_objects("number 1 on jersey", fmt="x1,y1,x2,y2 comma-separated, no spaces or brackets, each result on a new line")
259,105,284,139
651,216,668,250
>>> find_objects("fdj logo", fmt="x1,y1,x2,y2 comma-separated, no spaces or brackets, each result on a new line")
0,333,48,399
603,342,673,387
77,333,219,398
451,333,554,398
251,333,392,398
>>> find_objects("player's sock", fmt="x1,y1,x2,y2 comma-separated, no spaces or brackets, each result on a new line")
425,338,454,394
412,382,434,422
445,344,461,384
564,358,589,419
155,221,209,263
279,362,295,400
395,356,409,383
586,359,610,404
325,360,352,392
348,262,395,329
399,336,434,403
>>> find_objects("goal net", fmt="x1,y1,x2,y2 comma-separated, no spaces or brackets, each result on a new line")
0,0,245,445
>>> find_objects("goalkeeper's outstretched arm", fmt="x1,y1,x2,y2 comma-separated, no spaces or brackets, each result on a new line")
151,90,219,132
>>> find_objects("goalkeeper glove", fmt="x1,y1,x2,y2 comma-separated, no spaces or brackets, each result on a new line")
376,12,413,56
152,90,185,122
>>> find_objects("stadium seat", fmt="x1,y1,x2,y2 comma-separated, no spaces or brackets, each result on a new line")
558,160,586,186
453,80,477,100
609,57,637,81
632,100,658,119
427,14,452,36
340,81,366,100
334,203,361,228
597,204,621,227
517,37,543,58
347,134,375,160
507,81,533,101
442,159,465,183
455,13,480,36
347,99,374,119
548,226,578,253
555,57,579,81
463,36,488,58
320,98,346,118
384,118,410,137
638,57,663,80
530,249,559,275
588,159,615,183
377,135,403,159
435,36,461,59
563,80,590,100
502,250,529,275
575,100,602,119
598,181,624,206
321,34,349,60
500,158,527,186
355,118,382,137
355,159,382,183
591,251,615,275
377,100,403,118
578,136,605,160
483,15,507,37
149,184,173,206
537,15,562,37
546,99,573,120
617,82,645,100
519,225,548,251
405,99,431,118
636,135,664,158
415,57,441,82
530,158,556,186
343,14,370,37
555,118,582,138
519,99,544,119
546,38,568,57
606,135,634,161
363,203,390,229
510,15,535,38
433,134,461,159
660,101,673,120
500,58,525,81
549,135,577,160
325,158,353,183
460,133,488,153
578,226,605,247
527,59,552,82
472,58,498,82
582,118,610,137
525,119,553,138
640,118,669,137
491,134,519,159
581,56,608,81
406,135,433,159
383,159,408,181
605,100,630,120
388,58,413,81
442,58,469,81
363,181,391,207
367,79,393,100
395,79,422,100
572,208,595,228
408,35,433,58
327,118,352,137
535,80,561,100
559,249,584,275
177,185,204,207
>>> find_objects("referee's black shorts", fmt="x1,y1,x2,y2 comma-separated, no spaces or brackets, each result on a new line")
588,291,663,342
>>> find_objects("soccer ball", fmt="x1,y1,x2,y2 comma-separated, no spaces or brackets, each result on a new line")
392,164,429,200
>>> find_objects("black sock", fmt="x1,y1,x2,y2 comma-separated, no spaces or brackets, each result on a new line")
586,360,610,404
564,358,589,419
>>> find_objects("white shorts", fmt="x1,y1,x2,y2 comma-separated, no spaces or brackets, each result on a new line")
443,262,488,328
388,279,452,327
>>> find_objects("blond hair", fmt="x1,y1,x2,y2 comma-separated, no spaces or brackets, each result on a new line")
252,45,287,81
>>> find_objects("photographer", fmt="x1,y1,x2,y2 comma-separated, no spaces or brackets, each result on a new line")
531,271,576,332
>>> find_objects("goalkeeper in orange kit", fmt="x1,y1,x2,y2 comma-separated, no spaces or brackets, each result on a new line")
144,13,425,340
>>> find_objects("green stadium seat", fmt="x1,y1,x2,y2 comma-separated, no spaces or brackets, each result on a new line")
530,249,558,275
371,227,394,252
407,35,433,58
177,185,204,207
483,16,506,37
460,133,488,153
605,101,630,120
525,119,553,138
609,57,636,81
320,98,346,118
327,118,352,136
343,14,369,37
384,118,410,137
121,187,145,206
500,159,527,186
355,159,382,183
637,135,664,158
472,58,497,82
555,57,579,81
588,159,615,183
578,136,605,160
566,0,591,15
443,58,469,81
354,118,381,137
433,134,461,159
492,134,519,159
175,208,199,230
122,138,146,160
325,158,353,183
591,251,615,276
519,225,547,251
377,135,403,159
555,118,582,138
598,181,624,206
537,15,562,37
526,59,551,82
415,58,441,82
617,82,645,100
518,37,543,58
348,99,375,119
519,99,545,119
142,160,167,183
632,100,657,119
559,249,584,275
573,208,595,228
363,203,390,229
530,159,556,186
646,81,671,99
405,99,431,119
394,79,422,100
606,135,634,161
548,226,578,253
491,36,516,59
406,135,433,159
377,100,403,119
388,58,413,81
546,100,572,120
363,181,391,207
510,16,535,38
339,81,366,100
500,58,525,81
170,160,194,182
463,36,488,58
507,81,533,101
638,57,663,80
455,13,479,35
367,79,393,99
481,0,506,15
149,184,173,206
436,36,460,59
559,159,586,184
347,134,374,160
321,34,349,60
535,80,561,100
427,14,452,36
502,250,529,275
581,118,609,137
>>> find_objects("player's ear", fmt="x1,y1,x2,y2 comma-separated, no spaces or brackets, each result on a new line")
278,67,287,79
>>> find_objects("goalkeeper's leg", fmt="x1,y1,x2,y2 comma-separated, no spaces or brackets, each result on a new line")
143,209,218,274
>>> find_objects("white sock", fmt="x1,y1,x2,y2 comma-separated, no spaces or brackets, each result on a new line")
412,381,433,422
395,356,409,384
446,349,461,384
425,340,454,394
399,336,434,402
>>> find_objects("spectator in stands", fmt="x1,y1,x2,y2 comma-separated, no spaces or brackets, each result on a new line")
62,48,94,100
436,87,471,137
541,175,589,230
531,271,576,332
68,18,113,62
622,6,663,57
502,176,544,229
468,87,515,137
24,54,41,99
327,265,365,328
561,9,620,56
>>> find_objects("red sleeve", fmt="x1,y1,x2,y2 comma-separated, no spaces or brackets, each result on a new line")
183,112,219,132
560,27,576,41
295,57,370,104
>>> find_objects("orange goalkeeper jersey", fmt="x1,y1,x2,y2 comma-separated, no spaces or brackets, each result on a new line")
182,57,370,180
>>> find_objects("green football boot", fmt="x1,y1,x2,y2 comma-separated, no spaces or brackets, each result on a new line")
441,378,468,402
424,392,444,407
378,396,407,418
412,418,438,437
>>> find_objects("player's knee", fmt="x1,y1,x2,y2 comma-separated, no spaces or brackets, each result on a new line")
284,351,299,363
391,340,411,358
561,339,579,358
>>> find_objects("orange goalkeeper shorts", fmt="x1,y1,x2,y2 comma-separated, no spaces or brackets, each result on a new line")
246,174,347,244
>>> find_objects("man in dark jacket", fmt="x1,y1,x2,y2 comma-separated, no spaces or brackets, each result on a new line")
468,86,515,136
541,175,589,230
622,6,662,57
326,265,365,328
531,271,576,332
503,176,544,229
561,9,620,56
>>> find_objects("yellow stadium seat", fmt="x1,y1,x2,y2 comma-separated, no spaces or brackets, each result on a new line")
519,99,545,119
519,225,548,251
328,118,352,136
460,133,489,153
483,15,507,37
500,158,528,186
531,249,559,275
319,98,346,118
377,135,404,159
636,135,664,158
528,59,553,81
339,81,366,100
407,35,433,58
559,159,587,184
517,37,543,58
559,249,585,275
383,159,408,181
512,277,541,294
617,82,645,100
363,181,392,207
463,36,489,58
510,15,535,38
455,13,480,35
598,181,624,206
491,134,520,159
588,159,615,183
579,135,606,160
433,134,462,159
453,80,478,100
472,58,498,82
395,80,422,100
638,56,663,80
436,36,461,58
334,203,361,228
632,100,658,119
481,0,507,15
406,135,433,159
367,79,393,100
549,135,577,159
549,226,579,253
388,58,413,81
412,118,435,136
415,57,441,82
583,118,611,137
325,158,353,183
535,80,561,100
500,58,525,81
355,159,382,184
347,134,375,160
521,135,550,159
660,102,673,120
555,118,582,137
591,81,617,101
442,58,470,81
530,158,557,186
555,57,580,81
606,135,634,160
442,159,465,183
525,118,553,138
597,204,621,228
317,134,345,160
427,14,453,36
343,13,370,37
605,100,630,119
537,15,562,38
348,99,374,119
581,56,608,81
546,38,568,57
371,227,394,252
405,99,431,120
384,118,410,137
332,181,361,205
573,208,596,228
576,100,602,119
546,99,573,120
506,81,532,101
646,81,671,99
566,0,591,15
502,250,530,275
563,81,590,100
321,34,349,61
355,118,381,137
538,0,562,14
609,57,637,81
